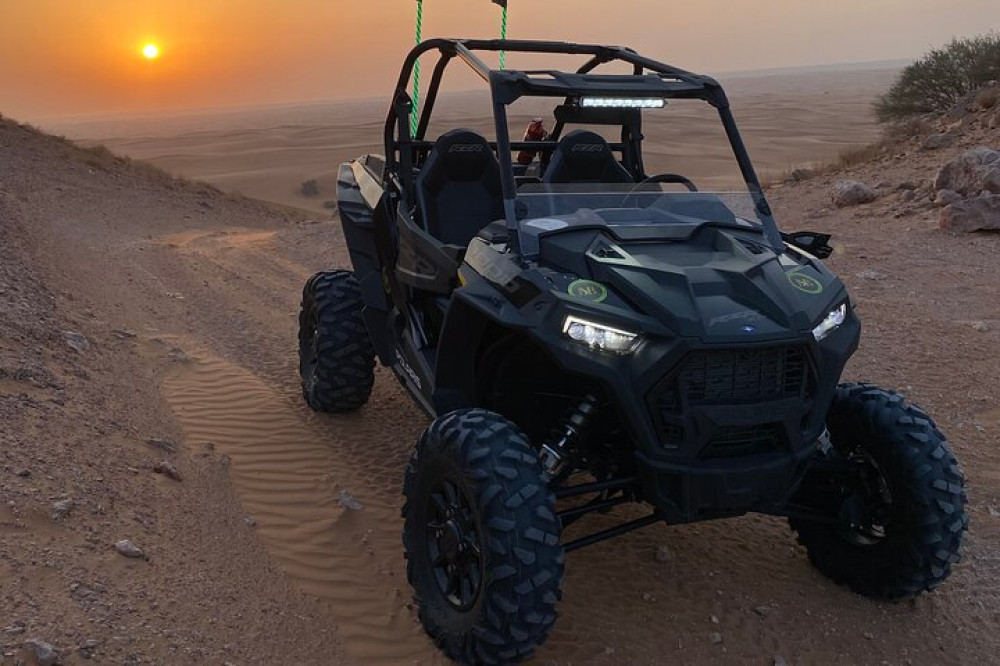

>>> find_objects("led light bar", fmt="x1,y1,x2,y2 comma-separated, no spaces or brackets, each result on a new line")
812,304,847,341
562,316,640,354
579,97,666,109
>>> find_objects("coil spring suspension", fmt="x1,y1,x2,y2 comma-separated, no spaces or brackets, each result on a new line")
540,394,599,483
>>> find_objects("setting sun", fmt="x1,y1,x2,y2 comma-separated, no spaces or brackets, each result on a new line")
142,43,160,60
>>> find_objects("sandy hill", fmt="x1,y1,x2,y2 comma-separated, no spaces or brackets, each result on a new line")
1,104,999,666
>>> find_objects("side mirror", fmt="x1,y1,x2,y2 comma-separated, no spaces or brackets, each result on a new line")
783,231,833,259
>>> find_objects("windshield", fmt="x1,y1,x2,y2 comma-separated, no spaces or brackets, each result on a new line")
516,183,765,228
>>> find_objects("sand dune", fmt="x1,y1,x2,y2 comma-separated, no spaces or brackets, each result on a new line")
49,65,899,214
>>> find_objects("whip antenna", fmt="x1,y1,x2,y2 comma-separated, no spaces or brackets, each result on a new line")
493,0,509,69
411,0,424,137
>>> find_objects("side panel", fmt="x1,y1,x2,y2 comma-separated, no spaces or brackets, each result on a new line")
336,159,395,364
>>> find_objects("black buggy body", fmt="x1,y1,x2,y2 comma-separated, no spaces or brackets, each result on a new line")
298,39,967,664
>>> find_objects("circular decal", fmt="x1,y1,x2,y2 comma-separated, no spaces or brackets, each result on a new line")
787,271,823,294
568,279,608,303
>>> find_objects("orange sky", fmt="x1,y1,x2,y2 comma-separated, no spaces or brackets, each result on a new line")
2,0,999,122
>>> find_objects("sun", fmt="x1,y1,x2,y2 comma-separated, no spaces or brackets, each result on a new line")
142,43,160,60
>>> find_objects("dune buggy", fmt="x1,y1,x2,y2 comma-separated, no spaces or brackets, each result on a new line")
297,39,968,664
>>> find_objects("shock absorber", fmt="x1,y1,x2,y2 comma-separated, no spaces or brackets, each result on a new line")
540,394,599,482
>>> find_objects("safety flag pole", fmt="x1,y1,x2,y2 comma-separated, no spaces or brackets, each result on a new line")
493,0,509,69
411,0,424,137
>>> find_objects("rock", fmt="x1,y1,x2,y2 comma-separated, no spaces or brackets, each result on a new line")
166,348,189,363
935,189,963,208
971,321,993,333
641,591,656,602
15,468,31,478
922,132,953,150
654,545,673,563
831,180,877,207
897,181,918,191
710,614,720,624
145,437,177,454
51,498,73,521
338,489,364,511
773,657,788,666
114,539,145,559
935,147,1000,196
989,506,1000,517
899,189,915,202
857,270,888,281
24,638,58,666
322,200,338,210
3,622,26,635
753,605,773,617
153,460,181,481
244,516,257,528
78,638,99,659
110,329,136,339
65,331,90,353
940,195,1000,232
708,632,723,644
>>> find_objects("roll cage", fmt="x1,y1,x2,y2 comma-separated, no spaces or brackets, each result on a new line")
383,38,785,253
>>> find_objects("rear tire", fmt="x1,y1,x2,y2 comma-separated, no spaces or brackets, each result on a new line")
298,270,375,412
403,409,564,665
790,383,968,600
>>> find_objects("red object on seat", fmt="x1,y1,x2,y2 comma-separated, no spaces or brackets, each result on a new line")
517,118,548,165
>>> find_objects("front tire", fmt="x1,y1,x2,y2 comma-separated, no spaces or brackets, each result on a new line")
403,409,564,665
791,383,968,600
298,270,375,412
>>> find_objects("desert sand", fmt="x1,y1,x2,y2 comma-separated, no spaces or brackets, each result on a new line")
3,63,999,665
48,65,900,215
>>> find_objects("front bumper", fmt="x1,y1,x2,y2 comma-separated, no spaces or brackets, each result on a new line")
537,303,861,522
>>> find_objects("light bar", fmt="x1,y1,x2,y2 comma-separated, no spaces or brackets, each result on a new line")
563,316,640,354
579,97,666,109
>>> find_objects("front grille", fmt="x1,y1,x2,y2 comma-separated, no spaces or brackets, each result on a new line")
699,423,787,459
657,346,811,414
649,345,814,455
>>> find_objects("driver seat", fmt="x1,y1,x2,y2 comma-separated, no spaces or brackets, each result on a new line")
542,130,634,184
416,129,504,247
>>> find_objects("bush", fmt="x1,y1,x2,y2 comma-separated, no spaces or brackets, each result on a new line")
875,33,1000,123
300,179,320,197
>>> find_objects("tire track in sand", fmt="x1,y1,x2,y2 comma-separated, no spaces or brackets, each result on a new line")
160,347,442,665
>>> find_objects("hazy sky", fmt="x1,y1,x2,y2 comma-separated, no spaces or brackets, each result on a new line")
2,0,998,122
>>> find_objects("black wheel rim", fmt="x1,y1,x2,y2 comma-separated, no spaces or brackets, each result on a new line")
425,477,484,611
838,450,893,546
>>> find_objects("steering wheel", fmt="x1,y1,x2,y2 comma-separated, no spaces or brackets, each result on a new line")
622,173,698,207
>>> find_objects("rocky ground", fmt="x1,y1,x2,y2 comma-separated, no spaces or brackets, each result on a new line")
0,90,999,666
0,123,344,665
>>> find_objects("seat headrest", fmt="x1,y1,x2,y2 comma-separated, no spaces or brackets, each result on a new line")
545,130,632,183
427,129,496,182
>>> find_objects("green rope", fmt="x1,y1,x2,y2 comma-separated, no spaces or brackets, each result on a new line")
410,0,423,137
499,5,508,69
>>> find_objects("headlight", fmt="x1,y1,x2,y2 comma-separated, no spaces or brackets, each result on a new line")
563,316,639,354
812,304,847,341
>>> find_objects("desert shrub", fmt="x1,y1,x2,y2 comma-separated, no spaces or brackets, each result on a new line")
875,33,1000,123
300,179,320,197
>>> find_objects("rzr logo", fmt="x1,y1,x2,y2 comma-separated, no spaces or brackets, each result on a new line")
709,310,763,327
571,144,605,153
448,144,484,153
395,349,423,389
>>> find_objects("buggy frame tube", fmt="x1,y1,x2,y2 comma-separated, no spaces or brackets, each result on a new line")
383,39,784,253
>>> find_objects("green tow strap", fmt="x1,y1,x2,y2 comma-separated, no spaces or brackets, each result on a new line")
411,0,423,137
